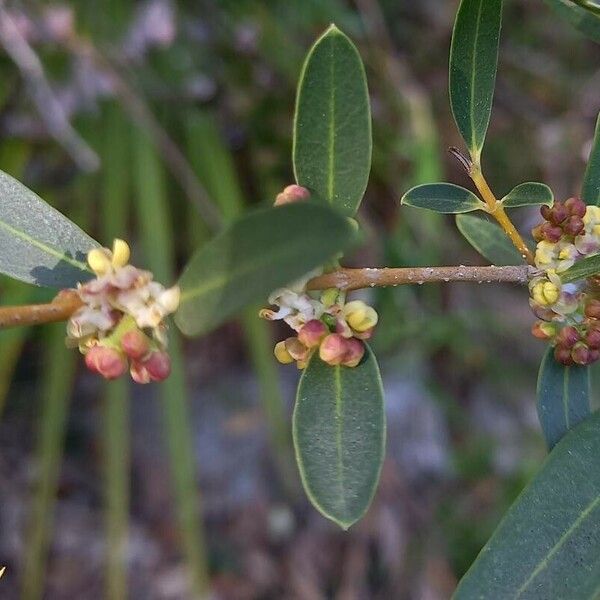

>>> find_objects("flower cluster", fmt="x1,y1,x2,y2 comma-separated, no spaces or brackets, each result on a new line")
529,198,600,366
260,275,378,369
67,239,180,382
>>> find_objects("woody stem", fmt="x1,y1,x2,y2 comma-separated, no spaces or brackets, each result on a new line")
0,290,83,329
306,265,532,291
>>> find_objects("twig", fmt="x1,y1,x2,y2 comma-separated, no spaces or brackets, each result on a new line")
306,265,532,291
0,4,100,172
0,290,82,329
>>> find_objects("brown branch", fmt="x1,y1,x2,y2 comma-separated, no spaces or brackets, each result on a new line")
0,290,82,329
306,265,532,291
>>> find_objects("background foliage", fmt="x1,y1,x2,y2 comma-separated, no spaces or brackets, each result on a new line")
0,0,598,598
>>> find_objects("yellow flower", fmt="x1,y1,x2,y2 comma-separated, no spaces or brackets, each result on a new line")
531,281,560,306
343,300,378,332
87,239,131,275
274,340,294,364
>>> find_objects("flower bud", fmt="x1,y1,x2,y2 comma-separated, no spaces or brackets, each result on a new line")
87,248,112,276
549,203,569,225
342,338,365,367
541,223,562,243
130,361,151,384
298,319,328,348
554,345,574,366
590,349,600,364
85,345,127,379
585,299,600,319
284,337,309,361
158,286,181,313
531,321,556,340
343,301,379,333
586,326,600,349
565,197,586,218
556,326,579,348
353,326,374,340
320,288,339,308
144,351,171,381
540,205,552,221
572,342,591,366
121,329,150,360
111,239,131,268
319,334,348,366
531,224,545,242
563,216,584,237
274,340,295,364
274,184,310,206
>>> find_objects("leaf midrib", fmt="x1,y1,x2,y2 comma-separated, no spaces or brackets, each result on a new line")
327,36,336,204
334,365,348,519
516,492,600,597
0,217,90,273
469,0,485,153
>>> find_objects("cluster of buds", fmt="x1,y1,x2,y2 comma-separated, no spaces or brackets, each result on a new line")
261,275,378,369
529,198,600,365
67,239,180,382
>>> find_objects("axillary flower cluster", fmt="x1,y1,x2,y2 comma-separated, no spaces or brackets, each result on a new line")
529,197,600,366
260,282,378,369
260,183,378,369
67,239,180,383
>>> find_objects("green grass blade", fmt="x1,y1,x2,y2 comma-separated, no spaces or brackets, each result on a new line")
132,126,209,596
184,110,294,489
101,104,131,600
21,324,77,600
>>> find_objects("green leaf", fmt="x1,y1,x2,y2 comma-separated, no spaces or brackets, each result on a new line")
449,0,503,161
293,346,385,529
293,24,372,217
175,203,357,337
0,169,97,288
536,348,591,450
454,410,600,599
559,253,600,283
455,214,524,265
544,0,600,44
501,182,554,208
583,112,600,205
401,183,486,214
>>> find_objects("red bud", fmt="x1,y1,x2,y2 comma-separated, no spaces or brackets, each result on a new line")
298,319,328,348
121,329,150,360
143,351,171,381
565,196,586,218
85,345,127,380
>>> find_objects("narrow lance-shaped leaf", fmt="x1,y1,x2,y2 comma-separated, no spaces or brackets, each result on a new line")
449,0,503,161
454,411,600,599
536,347,591,450
401,183,486,214
175,203,358,337
544,0,600,44
501,182,554,208
455,214,524,265
0,169,98,287
559,253,600,283
293,25,372,217
293,346,385,530
582,112,600,205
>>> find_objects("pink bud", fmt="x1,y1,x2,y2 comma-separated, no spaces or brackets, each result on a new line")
121,329,150,360
130,361,151,384
298,320,328,348
353,327,374,341
342,338,365,368
143,351,172,382
274,184,310,206
572,342,591,366
85,346,127,380
319,334,348,366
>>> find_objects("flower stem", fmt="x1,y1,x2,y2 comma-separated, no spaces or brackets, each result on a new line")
306,265,532,291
